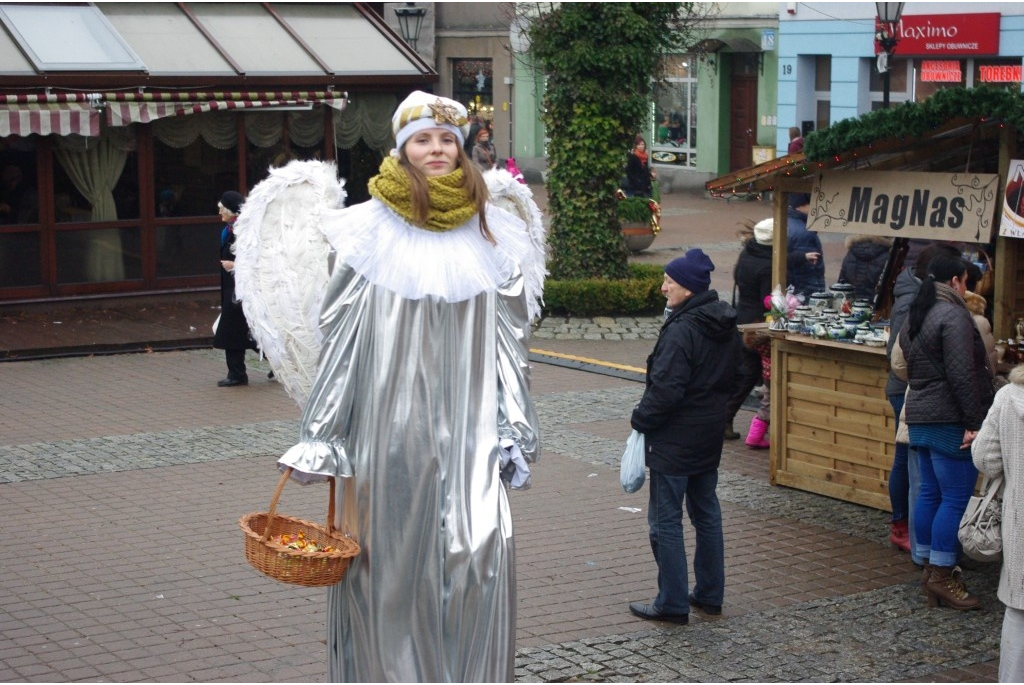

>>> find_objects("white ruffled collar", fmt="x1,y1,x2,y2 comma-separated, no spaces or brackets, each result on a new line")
321,198,532,304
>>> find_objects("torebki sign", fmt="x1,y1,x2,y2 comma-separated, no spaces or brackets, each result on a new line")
806,171,999,242
1000,160,1024,239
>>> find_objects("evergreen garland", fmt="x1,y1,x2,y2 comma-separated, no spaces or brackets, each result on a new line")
804,86,1024,161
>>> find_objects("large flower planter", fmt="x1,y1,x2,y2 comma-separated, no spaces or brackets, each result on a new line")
620,221,657,252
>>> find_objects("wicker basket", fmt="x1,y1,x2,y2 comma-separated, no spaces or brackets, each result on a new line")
239,467,360,587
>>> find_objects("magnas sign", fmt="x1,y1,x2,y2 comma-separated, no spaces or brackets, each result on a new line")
807,171,999,242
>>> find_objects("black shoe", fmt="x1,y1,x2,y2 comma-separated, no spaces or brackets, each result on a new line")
689,595,722,615
217,377,248,387
628,601,688,625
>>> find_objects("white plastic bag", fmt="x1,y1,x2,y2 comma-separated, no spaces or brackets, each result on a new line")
620,429,646,493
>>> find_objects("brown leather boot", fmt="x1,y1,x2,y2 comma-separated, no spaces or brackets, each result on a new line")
924,565,981,610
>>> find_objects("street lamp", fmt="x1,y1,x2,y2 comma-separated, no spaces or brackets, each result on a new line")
394,3,427,52
875,2,904,109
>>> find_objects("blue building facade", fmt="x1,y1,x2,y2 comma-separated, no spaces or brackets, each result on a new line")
777,2,1024,156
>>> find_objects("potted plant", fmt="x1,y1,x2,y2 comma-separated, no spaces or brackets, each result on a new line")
616,192,661,252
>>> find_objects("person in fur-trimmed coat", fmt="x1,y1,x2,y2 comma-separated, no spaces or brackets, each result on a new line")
838,234,892,301
972,364,1024,683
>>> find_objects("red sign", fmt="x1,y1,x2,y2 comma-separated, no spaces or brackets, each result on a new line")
980,64,1023,83
921,60,962,83
875,13,1000,56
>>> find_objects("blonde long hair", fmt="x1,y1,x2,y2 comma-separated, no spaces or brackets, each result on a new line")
398,145,495,244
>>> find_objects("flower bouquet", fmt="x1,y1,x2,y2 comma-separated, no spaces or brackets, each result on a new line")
764,285,801,330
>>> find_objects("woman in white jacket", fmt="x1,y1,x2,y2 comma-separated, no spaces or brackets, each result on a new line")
972,365,1024,682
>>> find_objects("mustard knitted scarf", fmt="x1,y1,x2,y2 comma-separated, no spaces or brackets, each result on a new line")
368,156,477,232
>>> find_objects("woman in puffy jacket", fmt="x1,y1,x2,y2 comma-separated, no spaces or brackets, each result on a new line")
898,251,994,610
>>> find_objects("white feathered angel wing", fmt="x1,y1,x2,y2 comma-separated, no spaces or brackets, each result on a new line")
483,168,548,320
232,160,345,408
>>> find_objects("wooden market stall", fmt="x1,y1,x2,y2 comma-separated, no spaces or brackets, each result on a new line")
707,87,1024,510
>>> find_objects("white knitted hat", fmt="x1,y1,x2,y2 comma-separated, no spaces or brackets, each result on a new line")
753,218,774,245
392,91,470,152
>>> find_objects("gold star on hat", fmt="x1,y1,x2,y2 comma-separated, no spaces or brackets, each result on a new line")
428,99,467,127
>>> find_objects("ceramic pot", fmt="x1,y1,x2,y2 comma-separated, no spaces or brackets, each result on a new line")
851,300,873,322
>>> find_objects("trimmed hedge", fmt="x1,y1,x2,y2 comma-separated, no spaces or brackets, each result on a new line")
542,263,664,317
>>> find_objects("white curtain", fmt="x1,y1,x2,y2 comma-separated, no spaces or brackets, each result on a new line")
334,93,397,156
55,135,129,281
153,109,326,149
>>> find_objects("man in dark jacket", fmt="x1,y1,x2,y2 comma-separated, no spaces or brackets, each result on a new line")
838,234,892,300
786,195,825,301
628,249,743,625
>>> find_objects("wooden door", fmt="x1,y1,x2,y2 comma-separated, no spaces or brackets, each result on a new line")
728,54,759,172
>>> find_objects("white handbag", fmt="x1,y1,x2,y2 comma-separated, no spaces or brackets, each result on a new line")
958,473,1004,562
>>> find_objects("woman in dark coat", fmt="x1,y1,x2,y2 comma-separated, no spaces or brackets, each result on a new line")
213,190,256,386
724,218,773,443
624,135,656,198
897,251,994,610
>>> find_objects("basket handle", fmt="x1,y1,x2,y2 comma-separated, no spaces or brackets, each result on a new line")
260,468,292,543
326,475,336,536
259,467,339,542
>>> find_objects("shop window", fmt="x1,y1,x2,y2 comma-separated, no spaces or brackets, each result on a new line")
152,135,237,219
0,231,40,287
652,55,697,167
152,126,237,281
55,227,141,284
814,55,832,131
453,59,493,121
0,139,38,226
52,131,139,224
911,58,964,101
244,109,326,189
155,221,220,279
868,57,911,109
973,58,1023,90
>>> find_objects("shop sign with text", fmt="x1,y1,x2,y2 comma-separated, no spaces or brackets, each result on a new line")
921,60,962,82
807,171,999,242
875,13,1000,56
1000,160,1024,238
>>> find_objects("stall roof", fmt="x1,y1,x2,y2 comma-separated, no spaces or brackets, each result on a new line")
707,87,1024,199
0,2,434,85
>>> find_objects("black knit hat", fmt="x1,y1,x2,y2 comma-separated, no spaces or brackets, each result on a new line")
665,248,715,294
220,190,244,215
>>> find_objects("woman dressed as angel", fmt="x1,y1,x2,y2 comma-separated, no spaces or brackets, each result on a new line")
243,92,544,682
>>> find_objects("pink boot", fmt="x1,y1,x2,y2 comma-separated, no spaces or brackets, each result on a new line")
745,416,770,449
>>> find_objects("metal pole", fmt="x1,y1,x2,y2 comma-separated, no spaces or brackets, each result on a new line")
883,67,891,109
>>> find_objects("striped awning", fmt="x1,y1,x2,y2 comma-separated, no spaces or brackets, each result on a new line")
0,91,347,137
104,91,347,127
0,94,101,137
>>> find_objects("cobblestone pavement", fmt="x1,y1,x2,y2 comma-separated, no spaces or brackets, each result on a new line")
0,344,1002,683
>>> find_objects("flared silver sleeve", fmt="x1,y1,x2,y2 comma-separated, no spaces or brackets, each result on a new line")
496,270,540,464
277,263,370,483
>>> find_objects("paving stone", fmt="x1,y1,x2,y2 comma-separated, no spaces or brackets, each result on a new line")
0,343,1003,683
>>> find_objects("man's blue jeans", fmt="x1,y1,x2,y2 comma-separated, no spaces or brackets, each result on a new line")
647,468,725,614
914,445,977,568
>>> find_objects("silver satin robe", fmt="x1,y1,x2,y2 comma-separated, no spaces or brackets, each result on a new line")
278,201,540,682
